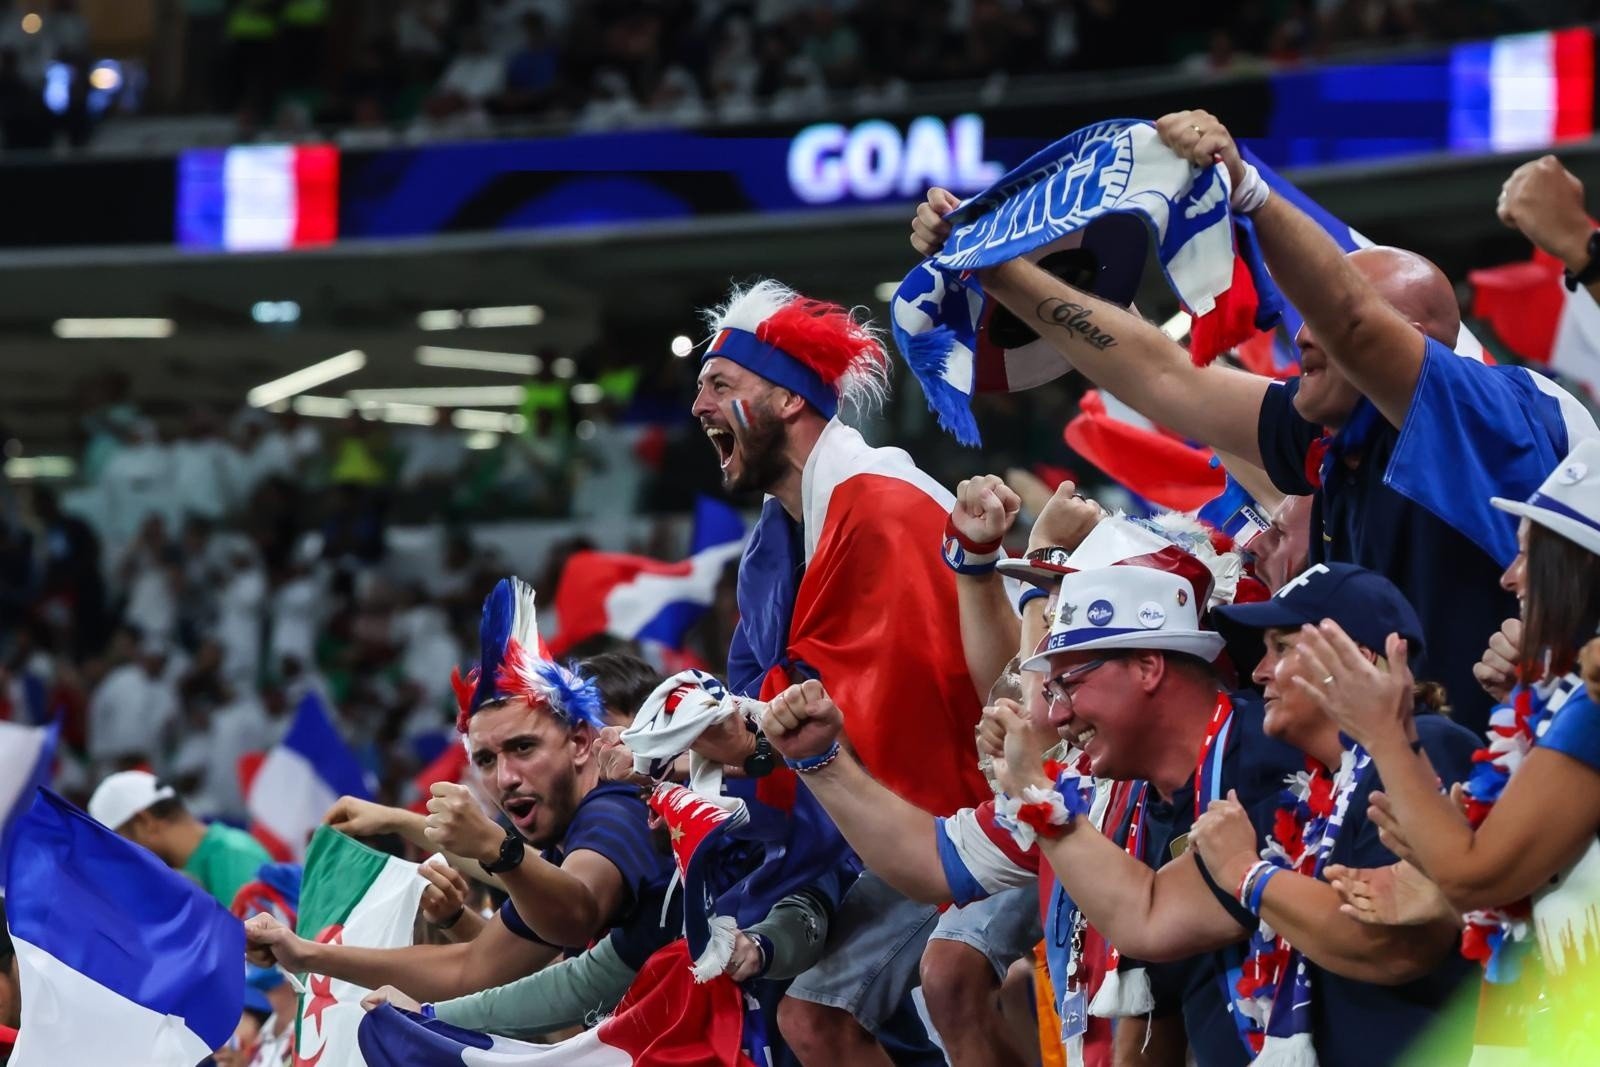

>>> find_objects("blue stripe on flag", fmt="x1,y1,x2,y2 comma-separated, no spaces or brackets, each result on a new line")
284,692,372,800
359,1004,498,1064
6,789,244,1050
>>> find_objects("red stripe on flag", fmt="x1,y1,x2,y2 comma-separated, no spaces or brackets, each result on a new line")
1553,28,1595,142
291,145,339,247
250,820,294,862
1468,252,1566,364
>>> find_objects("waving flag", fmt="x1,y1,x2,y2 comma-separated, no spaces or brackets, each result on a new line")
246,692,371,860
359,940,759,1067
549,496,745,656
1063,389,1224,511
6,789,244,1066
293,826,426,1067
1471,249,1600,399
0,720,56,886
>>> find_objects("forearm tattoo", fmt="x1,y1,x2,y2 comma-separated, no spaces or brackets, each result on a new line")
1035,298,1118,351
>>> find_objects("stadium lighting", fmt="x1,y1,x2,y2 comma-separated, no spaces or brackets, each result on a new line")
53,318,175,339
20,13,40,35
418,310,463,331
670,335,693,358
464,431,501,450
550,357,576,379
345,385,525,407
251,300,301,325
247,350,366,408
570,383,604,405
291,395,353,419
415,346,541,375
4,455,73,480
874,282,899,302
89,65,119,91
418,306,545,330
451,409,527,433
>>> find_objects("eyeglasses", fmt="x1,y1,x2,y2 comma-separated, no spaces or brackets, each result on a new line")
1041,658,1111,710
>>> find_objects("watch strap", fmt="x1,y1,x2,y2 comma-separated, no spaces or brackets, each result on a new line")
1565,229,1600,291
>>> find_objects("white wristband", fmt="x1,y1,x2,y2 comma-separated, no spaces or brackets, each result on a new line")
1230,162,1270,215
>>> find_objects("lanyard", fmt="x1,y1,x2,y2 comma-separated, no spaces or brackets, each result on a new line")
1192,691,1235,821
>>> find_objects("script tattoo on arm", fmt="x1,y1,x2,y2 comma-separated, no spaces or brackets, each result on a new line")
1035,298,1118,351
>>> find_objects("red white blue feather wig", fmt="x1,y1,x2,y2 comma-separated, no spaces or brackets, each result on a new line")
699,279,891,419
451,577,603,734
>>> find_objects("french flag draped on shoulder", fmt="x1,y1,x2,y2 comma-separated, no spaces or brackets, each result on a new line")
5,789,244,1066
246,691,371,860
358,941,759,1067
0,720,56,886
549,495,746,657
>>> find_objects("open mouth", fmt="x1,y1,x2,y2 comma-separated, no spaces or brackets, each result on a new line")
502,795,539,825
1062,723,1096,750
705,425,736,469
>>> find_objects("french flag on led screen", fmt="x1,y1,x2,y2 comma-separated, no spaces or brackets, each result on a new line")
1451,27,1594,152
177,144,339,251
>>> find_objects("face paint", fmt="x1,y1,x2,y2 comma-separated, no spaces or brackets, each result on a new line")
731,398,752,432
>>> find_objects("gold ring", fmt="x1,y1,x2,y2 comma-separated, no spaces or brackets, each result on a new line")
1192,124,1203,135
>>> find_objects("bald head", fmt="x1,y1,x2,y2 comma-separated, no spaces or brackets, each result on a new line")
1348,246,1460,348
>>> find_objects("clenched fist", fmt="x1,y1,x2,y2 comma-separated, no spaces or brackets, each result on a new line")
761,680,843,763
1498,155,1591,269
1026,479,1105,554
1472,617,1523,704
911,186,961,258
244,912,313,973
323,795,402,838
424,782,506,866
952,474,1022,547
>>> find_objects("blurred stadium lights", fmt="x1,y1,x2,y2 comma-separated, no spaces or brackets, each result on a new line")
53,318,174,339
5,455,75,480
356,400,438,426
670,335,693,358
569,383,604,405
451,409,527,433
415,346,541,375
19,13,39,34
290,395,353,418
874,282,899,302
251,300,301,325
418,306,544,330
463,430,501,450
550,357,576,379
575,420,596,440
345,385,524,407
247,349,366,408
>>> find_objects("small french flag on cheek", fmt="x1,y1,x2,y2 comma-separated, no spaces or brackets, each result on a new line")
731,398,752,431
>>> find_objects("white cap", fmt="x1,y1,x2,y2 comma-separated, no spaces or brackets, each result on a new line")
1021,562,1226,673
996,516,1180,589
87,770,176,831
1491,438,1600,558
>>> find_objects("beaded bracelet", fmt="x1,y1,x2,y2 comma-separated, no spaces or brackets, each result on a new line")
786,741,842,774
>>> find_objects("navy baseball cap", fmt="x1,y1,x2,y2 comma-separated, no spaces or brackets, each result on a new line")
1210,562,1426,664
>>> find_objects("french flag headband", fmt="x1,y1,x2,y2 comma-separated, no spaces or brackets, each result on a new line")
450,577,603,733
889,118,1283,447
700,279,890,421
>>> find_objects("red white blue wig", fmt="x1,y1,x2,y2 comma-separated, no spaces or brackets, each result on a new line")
699,279,891,419
451,577,603,734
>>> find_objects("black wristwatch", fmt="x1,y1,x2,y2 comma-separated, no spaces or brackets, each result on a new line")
1565,229,1600,291
743,725,776,778
482,826,527,874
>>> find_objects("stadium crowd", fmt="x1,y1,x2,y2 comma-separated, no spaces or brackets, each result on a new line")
9,99,1600,1067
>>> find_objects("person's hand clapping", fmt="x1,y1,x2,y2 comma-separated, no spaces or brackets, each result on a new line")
911,187,961,258
1497,155,1592,271
424,782,507,866
1324,860,1457,927
1289,625,1414,750
761,679,842,763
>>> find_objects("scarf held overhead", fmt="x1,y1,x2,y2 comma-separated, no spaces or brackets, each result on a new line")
891,119,1281,446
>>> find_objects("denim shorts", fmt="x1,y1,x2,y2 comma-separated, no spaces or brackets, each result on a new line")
927,884,1042,979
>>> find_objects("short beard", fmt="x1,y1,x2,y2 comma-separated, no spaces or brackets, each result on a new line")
723,401,789,494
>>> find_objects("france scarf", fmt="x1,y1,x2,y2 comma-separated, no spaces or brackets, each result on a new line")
891,118,1282,446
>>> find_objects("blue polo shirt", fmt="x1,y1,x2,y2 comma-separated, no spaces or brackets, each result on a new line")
500,783,674,968
1256,341,1590,737
1146,694,1303,1067
1196,713,1480,1066
1539,682,1600,772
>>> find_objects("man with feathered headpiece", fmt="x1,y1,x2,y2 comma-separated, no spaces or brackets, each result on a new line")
245,579,675,1009
691,280,992,1064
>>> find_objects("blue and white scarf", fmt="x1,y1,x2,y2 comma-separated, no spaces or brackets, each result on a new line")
890,119,1282,446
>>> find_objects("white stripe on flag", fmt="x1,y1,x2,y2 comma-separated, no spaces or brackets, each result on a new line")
461,1028,635,1065
223,145,296,252
602,541,745,639
0,722,48,826
247,745,338,860
1489,32,1558,152
11,937,214,1067
1553,284,1600,402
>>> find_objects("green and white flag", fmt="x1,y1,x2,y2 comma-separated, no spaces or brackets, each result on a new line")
292,826,425,1065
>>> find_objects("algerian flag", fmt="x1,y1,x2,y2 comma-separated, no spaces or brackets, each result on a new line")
293,826,426,1066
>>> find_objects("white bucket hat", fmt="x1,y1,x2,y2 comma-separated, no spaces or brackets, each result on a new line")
1021,561,1227,672
1491,438,1600,558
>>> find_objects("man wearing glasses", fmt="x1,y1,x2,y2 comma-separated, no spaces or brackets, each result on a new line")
761,553,1301,1066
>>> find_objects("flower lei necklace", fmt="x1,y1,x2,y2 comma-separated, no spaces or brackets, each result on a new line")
1459,671,1584,980
1232,741,1369,1062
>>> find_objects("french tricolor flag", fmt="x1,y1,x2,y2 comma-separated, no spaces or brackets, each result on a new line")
549,496,746,657
244,692,371,861
1471,248,1600,399
177,144,340,252
1451,27,1594,153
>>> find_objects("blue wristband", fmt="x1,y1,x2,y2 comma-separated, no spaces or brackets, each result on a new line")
1247,866,1281,915
784,741,841,773
1018,586,1049,612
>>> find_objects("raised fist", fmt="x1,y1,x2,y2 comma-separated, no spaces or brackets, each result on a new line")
952,474,1022,547
424,782,506,866
1498,155,1591,269
1026,479,1105,554
1154,110,1245,187
761,679,843,763
911,186,962,258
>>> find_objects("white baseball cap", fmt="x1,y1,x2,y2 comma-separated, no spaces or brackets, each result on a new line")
1491,438,1600,558
1021,561,1227,673
88,770,177,831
